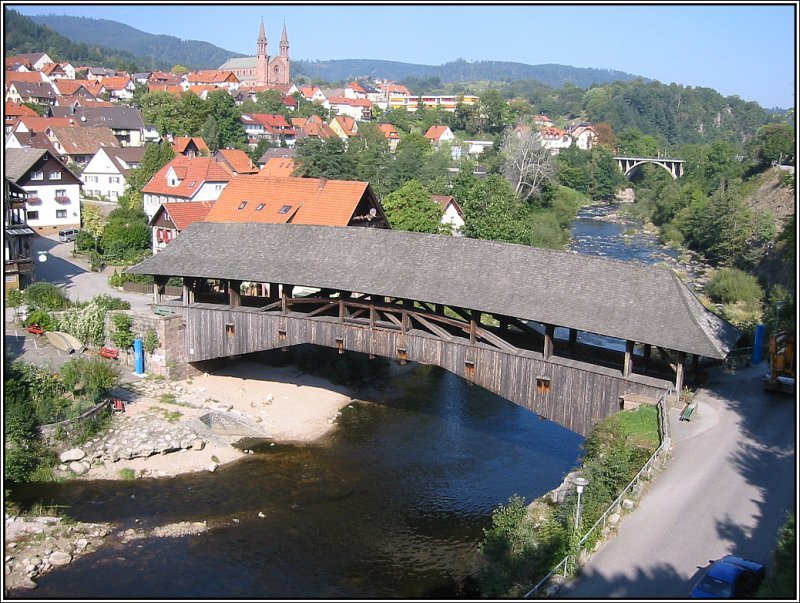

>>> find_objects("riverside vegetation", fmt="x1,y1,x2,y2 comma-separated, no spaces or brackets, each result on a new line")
477,405,659,597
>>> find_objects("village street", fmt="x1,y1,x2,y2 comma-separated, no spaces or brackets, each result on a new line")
557,362,796,598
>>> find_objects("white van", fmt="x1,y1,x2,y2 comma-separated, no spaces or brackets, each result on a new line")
58,228,79,242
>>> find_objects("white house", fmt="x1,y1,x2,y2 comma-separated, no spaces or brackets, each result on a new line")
81,147,146,202
141,156,234,220
5,148,82,235
432,195,465,236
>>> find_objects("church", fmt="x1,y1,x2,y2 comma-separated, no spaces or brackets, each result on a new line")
219,20,290,87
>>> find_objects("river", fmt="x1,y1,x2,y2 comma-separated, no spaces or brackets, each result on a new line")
9,203,673,598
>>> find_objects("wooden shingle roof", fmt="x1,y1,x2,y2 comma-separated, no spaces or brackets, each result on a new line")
127,223,741,359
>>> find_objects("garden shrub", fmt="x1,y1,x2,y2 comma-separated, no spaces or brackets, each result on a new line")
24,309,57,331
23,282,71,310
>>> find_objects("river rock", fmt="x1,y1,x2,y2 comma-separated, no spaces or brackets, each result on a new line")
48,551,72,566
60,448,86,462
207,462,218,473
19,578,38,589
68,461,89,475
191,439,205,451
622,498,635,511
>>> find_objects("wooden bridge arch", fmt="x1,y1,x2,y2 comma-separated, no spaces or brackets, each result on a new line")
128,223,741,436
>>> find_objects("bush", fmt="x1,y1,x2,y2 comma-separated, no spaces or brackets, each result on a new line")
23,282,71,310
24,309,57,331
6,288,24,308
59,356,120,404
758,514,796,598
705,268,764,305
92,294,130,311
110,313,135,350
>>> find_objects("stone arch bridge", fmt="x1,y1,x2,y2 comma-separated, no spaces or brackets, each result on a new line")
127,223,739,436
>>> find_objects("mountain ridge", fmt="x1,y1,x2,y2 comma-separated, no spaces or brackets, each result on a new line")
29,13,644,88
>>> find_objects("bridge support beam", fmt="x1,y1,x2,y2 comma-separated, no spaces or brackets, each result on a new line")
228,279,242,308
624,340,635,377
154,275,168,303
544,324,555,360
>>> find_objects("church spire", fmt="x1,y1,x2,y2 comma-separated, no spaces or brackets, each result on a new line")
279,21,289,57
257,18,267,56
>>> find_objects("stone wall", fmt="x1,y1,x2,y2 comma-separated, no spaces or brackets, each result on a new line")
37,400,110,448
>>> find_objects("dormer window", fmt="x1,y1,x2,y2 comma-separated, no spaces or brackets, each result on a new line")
238,201,248,210
256,203,265,211
278,205,292,214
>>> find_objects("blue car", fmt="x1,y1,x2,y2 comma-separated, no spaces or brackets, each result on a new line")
690,555,766,598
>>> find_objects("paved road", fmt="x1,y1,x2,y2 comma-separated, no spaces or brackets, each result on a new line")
556,363,796,598
6,234,152,373
29,234,152,311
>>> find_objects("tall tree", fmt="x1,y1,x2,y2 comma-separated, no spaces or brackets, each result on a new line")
381,180,442,233
205,90,246,149
500,120,556,199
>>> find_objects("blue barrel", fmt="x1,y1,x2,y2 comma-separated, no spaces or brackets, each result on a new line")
133,338,145,375
752,324,765,364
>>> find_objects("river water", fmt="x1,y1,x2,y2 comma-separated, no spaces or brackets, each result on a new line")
10,203,672,599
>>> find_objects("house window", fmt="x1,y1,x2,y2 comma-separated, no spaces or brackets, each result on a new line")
278,205,292,214
238,201,248,210
26,210,39,220
256,203,265,211
225,323,235,337
30,171,43,180
49,170,61,180
56,189,66,197
109,176,120,184
536,377,551,394
56,209,67,219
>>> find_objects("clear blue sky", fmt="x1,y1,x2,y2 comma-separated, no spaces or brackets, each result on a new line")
9,2,798,108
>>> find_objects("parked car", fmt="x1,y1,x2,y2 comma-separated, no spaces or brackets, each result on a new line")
690,555,766,598
58,228,80,242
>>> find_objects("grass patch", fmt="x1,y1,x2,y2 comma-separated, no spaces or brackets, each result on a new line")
211,455,220,464
612,405,660,450
118,468,136,480
159,393,177,405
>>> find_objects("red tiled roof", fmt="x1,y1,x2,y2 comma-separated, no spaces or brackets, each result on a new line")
377,124,400,139
327,96,372,107
52,80,93,96
171,137,210,155
205,175,371,226
98,76,132,91
157,201,214,230
432,194,464,217
424,125,450,141
4,70,46,84
142,156,234,198
332,115,357,136
216,149,259,174
292,115,336,140
15,116,76,133
186,70,238,83
5,101,39,119
259,158,295,177
148,83,183,96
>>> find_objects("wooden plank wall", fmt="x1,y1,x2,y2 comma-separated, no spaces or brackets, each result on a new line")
180,306,670,436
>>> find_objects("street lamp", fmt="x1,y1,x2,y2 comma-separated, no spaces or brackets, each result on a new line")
573,476,590,533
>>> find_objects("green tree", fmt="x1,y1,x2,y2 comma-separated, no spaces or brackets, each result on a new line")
205,90,246,149
179,91,211,136
385,132,431,192
381,180,442,233
750,123,795,166
459,174,530,244
344,122,391,196
479,89,510,134
294,137,356,180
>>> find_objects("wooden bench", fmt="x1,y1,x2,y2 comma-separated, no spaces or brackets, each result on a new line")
680,403,697,421
110,398,126,413
99,346,119,360
154,307,175,316
26,324,45,335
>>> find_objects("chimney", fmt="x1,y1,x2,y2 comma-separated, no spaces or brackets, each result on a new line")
319,177,327,189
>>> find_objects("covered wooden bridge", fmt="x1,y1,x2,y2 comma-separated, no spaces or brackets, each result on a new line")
126,223,741,435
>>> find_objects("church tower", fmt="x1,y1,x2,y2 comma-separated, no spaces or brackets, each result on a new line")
256,19,268,86
279,22,289,57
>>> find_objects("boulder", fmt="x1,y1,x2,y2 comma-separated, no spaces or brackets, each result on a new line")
68,461,89,475
48,551,72,566
59,448,86,463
